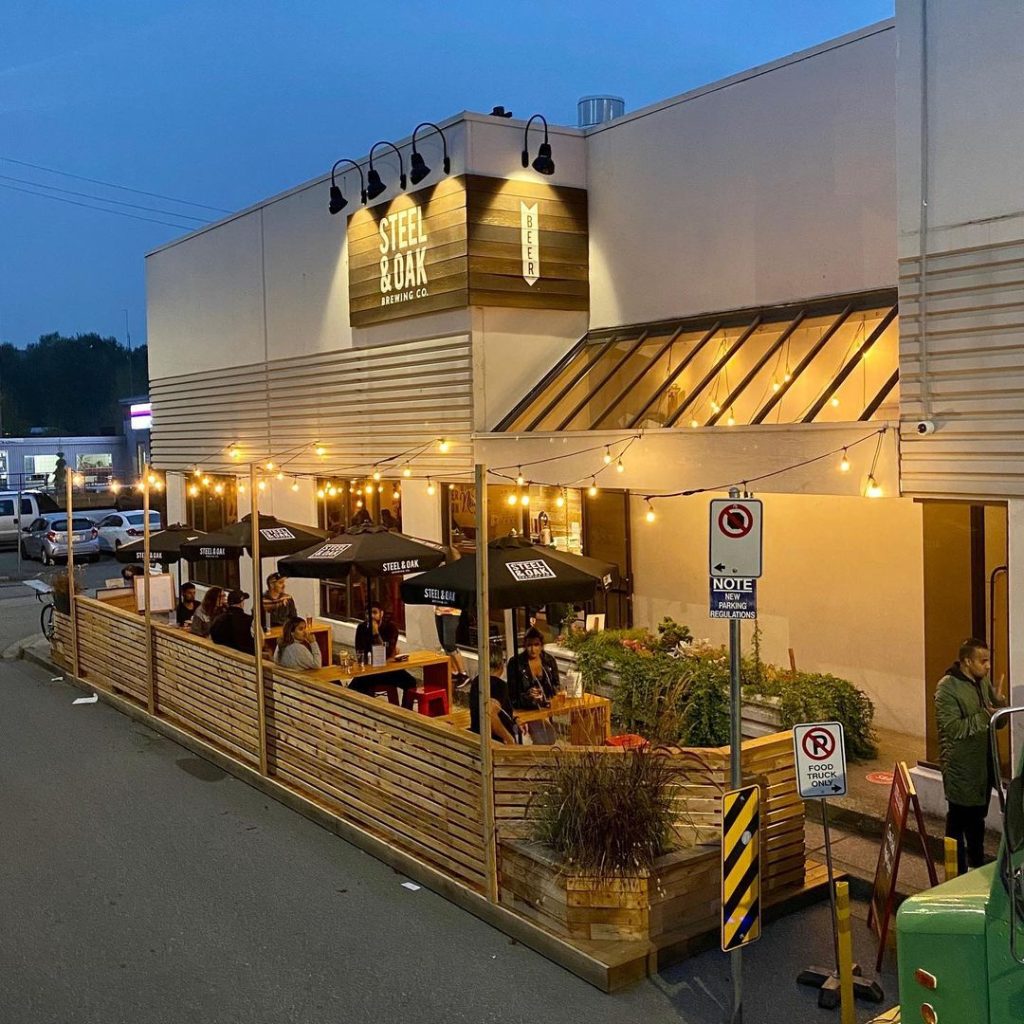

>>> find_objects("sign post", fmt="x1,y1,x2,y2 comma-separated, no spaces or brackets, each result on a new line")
709,488,764,1024
794,721,884,1009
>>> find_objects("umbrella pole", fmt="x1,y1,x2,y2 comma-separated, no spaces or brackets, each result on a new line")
474,463,498,903
66,466,81,680
142,466,155,714
250,463,269,775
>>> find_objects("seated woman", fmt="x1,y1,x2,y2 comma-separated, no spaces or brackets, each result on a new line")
273,616,323,670
469,645,518,745
507,626,562,743
189,586,223,638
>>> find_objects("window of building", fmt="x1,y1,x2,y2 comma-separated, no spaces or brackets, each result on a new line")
315,477,405,631
23,454,58,484
76,452,114,486
0,450,7,489
185,475,240,590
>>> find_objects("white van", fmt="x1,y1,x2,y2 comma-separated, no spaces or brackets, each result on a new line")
0,491,61,548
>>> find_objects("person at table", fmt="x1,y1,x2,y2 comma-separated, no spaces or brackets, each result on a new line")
175,581,199,626
262,572,297,628
189,586,224,638
469,645,519,745
210,589,255,655
508,626,562,744
350,602,416,697
273,615,323,670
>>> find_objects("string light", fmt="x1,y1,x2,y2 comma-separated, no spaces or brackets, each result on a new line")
830,397,840,408
356,498,363,508
193,467,202,477
555,490,565,509
257,480,267,492
228,445,240,460
516,468,525,486
148,473,158,485
645,501,656,524
265,461,274,471
327,485,337,497
448,483,455,490
187,484,199,498
616,458,625,474
402,466,412,478
153,480,164,492
377,484,384,493
726,411,736,427
438,439,450,454
291,480,300,492
276,471,284,481
214,483,224,496
783,372,792,383
202,476,211,487
237,482,246,495
588,479,598,498
507,493,518,507
364,483,374,496
316,488,325,499
372,469,381,482
866,475,883,498
392,488,400,501
839,449,850,473
314,443,326,457
603,448,612,465
426,478,436,496
520,494,530,506
710,401,721,414
690,419,699,429
772,380,781,393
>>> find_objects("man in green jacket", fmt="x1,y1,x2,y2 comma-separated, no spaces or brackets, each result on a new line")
935,637,1006,873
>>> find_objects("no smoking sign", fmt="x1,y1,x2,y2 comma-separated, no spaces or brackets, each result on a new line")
793,722,847,799
709,498,763,578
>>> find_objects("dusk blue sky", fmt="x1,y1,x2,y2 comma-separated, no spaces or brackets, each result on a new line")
1,1,893,350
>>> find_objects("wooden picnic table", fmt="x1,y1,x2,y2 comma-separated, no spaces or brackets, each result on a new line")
443,693,612,745
301,650,452,708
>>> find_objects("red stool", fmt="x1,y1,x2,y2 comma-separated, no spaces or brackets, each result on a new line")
403,686,450,717
606,733,648,750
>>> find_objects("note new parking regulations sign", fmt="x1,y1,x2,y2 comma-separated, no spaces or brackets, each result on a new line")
792,721,847,799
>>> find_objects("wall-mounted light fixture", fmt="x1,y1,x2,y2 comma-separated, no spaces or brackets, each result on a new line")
521,114,555,176
328,158,367,214
366,141,407,201
409,122,451,185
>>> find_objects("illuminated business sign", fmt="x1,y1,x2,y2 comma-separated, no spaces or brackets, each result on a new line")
130,402,152,430
347,175,588,327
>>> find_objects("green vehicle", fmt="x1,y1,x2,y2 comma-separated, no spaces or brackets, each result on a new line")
896,707,1024,1024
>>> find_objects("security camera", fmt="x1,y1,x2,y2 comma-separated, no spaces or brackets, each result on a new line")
916,420,936,435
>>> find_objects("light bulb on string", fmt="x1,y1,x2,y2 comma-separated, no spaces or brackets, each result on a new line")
356,499,363,508
265,461,274,471
228,445,240,460
866,475,883,498
148,473,157,485
772,380,781,393
316,488,325,499
377,484,384,493
555,490,565,509
426,479,436,496
616,458,625,474
507,492,518,507
365,483,374,496
438,439,450,454
392,488,400,501
645,501,656,524
237,482,246,495
372,469,381,482
257,480,267,492
726,410,736,427
588,479,598,498
193,466,202,477
202,476,211,488
516,468,525,486
188,485,199,498
690,419,699,429
276,471,284,481
327,485,337,497
314,443,326,458
291,480,300,492
783,371,792,383
402,466,412,478
214,483,224,496
603,448,612,465
520,494,530,507
830,397,840,408
839,449,850,473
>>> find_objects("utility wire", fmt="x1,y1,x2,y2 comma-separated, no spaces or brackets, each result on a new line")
0,155,232,214
0,182,198,230
0,173,209,223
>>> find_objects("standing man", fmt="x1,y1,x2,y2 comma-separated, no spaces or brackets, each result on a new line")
935,638,1006,873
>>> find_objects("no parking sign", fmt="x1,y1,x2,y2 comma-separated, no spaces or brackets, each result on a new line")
792,721,847,799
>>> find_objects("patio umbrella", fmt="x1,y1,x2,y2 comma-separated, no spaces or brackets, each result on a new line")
277,524,447,578
541,547,619,591
114,524,207,565
179,514,330,562
400,534,601,611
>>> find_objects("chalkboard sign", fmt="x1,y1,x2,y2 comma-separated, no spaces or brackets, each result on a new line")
867,761,937,968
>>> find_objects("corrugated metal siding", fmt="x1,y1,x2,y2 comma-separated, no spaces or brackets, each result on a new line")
150,336,473,476
899,238,1024,499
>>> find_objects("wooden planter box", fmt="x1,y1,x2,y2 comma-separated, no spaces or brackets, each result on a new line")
500,839,720,944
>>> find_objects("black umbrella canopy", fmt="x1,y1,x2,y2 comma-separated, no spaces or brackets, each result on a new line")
400,535,600,611
541,547,619,591
179,514,330,562
114,524,207,565
277,524,447,579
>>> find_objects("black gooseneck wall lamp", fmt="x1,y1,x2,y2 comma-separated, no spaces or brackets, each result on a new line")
328,158,367,214
521,113,555,176
366,141,407,201
409,122,451,185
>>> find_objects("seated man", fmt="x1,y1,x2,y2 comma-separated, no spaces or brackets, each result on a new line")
469,645,518,745
175,581,199,626
350,602,415,697
210,589,255,655
262,572,297,629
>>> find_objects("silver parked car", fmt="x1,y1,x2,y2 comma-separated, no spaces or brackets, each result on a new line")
22,514,101,565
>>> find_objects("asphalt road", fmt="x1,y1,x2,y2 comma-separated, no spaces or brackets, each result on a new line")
0,565,902,1023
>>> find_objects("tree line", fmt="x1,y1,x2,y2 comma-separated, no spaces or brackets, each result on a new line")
0,333,148,436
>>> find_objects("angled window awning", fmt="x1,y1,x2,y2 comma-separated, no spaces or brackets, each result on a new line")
495,290,899,432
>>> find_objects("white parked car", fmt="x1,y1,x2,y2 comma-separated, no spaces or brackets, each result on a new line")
95,511,162,553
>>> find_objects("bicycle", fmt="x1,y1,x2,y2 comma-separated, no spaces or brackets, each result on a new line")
22,579,56,640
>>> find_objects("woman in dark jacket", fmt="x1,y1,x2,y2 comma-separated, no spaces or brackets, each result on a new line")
507,626,561,709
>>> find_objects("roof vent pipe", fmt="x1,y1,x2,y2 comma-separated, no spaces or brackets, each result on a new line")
577,95,625,128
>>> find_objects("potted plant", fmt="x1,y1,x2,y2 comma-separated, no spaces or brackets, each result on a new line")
51,570,81,614
500,747,722,943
